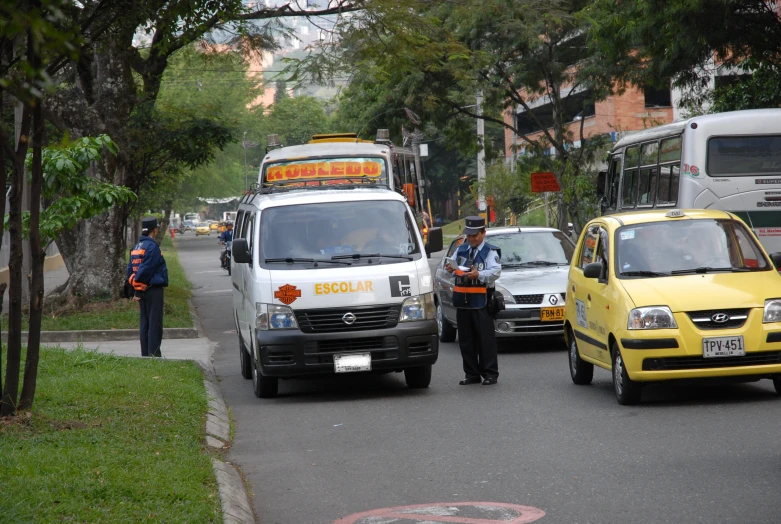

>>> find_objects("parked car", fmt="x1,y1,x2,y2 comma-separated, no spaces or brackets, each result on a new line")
434,226,575,342
195,224,211,236
565,209,781,405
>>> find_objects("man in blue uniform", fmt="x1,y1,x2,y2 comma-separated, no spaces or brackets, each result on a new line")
126,217,169,357
446,216,501,385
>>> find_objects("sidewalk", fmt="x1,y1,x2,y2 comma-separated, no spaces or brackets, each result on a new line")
0,259,70,316
50,338,214,368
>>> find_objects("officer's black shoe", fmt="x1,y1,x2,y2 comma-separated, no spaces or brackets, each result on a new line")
482,377,498,385
459,377,482,385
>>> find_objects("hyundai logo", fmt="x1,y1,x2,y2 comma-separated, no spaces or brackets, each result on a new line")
342,312,357,325
549,295,558,305
711,313,730,323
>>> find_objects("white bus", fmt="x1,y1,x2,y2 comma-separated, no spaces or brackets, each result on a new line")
598,109,781,252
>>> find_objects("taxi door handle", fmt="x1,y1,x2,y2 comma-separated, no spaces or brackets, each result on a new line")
587,294,591,301
571,285,575,293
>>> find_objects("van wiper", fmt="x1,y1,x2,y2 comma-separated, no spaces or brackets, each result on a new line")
620,270,669,277
265,257,351,266
510,260,566,267
331,253,413,260
670,266,750,275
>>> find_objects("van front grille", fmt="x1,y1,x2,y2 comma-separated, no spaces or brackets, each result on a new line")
295,305,401,333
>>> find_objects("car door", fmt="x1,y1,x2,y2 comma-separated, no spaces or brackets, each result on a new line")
437,236,464,323
241,212,256,347
232,209,245,336
569,224,603,360
580,225,612,364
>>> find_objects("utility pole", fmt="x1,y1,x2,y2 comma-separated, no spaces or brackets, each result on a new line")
243,132,248,192
411,128,426,214
476,92,486,214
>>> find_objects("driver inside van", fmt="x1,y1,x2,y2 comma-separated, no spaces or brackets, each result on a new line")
340,212,397,253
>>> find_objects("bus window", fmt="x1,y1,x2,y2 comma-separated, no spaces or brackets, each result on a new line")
621,146,640,208
707,135,781,176
657,165,680,205
606,156,621,210
660,136,682,162
638,142,659,206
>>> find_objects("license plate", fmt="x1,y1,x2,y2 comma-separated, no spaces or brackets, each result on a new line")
334,353,372,373
541,306,565,322
702,336,745,358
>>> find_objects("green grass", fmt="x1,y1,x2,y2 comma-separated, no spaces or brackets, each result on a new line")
0,346,221,523
2,236,193,331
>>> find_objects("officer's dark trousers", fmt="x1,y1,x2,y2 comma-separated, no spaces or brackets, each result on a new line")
139,287,164,357
457,307,499,379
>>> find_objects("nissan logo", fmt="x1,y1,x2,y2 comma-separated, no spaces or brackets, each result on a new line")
711,313,730,323
549,295,558,305
342,312,357,325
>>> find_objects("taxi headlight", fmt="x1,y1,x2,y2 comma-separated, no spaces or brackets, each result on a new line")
628,306,677,330
763,299,781,323
400,293,436,322
494,285,516,304
256,303,299,330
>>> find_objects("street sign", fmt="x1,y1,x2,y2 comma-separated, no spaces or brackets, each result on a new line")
530,172,561,193
420,144,429,157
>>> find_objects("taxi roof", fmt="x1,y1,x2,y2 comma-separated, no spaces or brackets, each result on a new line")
239,187,408,212
262,141,389,165
600,209,734,227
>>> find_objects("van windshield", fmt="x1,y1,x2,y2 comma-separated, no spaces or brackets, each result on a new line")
260,200,421,268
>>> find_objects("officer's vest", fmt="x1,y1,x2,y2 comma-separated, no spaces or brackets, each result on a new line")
453,243,497,309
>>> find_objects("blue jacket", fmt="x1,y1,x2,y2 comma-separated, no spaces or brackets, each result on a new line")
220,230,233,243
126,235,168,296
452,242,500,309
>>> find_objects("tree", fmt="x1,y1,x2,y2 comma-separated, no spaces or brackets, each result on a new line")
287,0,614,230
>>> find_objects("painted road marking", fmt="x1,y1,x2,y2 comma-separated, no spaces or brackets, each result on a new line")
334,502,545,524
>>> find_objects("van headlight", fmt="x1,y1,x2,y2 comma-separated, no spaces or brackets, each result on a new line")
400,293,436,322
256,303,299,330
763,299,781,323
628,306,677,330
494,284,516,304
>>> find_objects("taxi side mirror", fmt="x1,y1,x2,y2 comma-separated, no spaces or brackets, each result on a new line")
770,252,781,270
583,261,604,279
233,239,252,264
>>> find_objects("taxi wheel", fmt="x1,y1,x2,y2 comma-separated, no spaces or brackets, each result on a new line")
612,343,641,405
568,330,593,385
239,340,252,380
437,302,457,343
404,365,432,389
252,348,278,398
773,377,781,395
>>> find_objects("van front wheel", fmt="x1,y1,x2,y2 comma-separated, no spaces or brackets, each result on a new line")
252,351,278,398
404,365,432,389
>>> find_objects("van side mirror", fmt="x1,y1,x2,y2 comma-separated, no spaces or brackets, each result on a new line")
425,227,443,258
583,261,604,279
770,252,781,270
596,170,606,199
233,238,252,264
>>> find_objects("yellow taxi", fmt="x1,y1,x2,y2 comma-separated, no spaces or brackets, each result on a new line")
564,209,781,405
209,221,220,231
195,224,211,236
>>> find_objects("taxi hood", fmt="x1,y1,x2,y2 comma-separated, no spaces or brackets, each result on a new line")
618,271,781,312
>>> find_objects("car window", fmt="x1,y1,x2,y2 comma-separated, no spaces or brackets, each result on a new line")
596,227,610,280
235,210,245,237
446,237,464,258
579,226,599,269
733,224,768,269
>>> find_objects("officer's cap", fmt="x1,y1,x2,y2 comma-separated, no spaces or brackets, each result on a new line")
141,217,158,233
462,215,486,235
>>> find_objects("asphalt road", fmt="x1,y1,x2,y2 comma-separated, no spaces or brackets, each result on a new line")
176,231,781,524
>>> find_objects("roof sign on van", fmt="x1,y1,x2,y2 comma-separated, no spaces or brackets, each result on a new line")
266,160,382,182
665,209,686,218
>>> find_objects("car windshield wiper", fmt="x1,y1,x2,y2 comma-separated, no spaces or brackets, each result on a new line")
508,260,566,267
670,266,750,275
620,270,669,277
331,253,413,260
264,257,351,266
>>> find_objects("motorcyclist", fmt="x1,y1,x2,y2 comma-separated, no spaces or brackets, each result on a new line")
219,222,233,269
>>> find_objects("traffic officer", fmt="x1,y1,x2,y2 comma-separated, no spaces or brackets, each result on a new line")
446,216,501,385
126,217,169,357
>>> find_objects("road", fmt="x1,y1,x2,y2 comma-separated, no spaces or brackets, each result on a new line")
176,232,781,524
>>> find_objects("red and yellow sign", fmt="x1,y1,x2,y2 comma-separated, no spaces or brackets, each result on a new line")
265,161,382,182
530,172,561,193
274,284,302,305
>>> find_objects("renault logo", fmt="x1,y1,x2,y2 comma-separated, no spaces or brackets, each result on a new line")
342,312,357,325
549,295,558,305
711,313,730,323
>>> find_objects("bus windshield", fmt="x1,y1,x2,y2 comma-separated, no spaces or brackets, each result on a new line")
707,135,781,176
616,219,770,277
261,157,389,188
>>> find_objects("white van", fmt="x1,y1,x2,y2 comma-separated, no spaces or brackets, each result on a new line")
231,187,440,398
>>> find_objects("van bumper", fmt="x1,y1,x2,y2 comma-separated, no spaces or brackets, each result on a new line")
255,320,439,377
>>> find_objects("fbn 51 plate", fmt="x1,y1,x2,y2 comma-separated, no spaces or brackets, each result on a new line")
334,353,372,373
702,336,745,358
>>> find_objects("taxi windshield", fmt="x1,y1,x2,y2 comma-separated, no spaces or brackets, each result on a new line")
616,219,770,277
260,200,420,268
489,231,574,266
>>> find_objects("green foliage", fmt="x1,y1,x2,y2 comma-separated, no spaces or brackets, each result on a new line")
710,60,781,112
481,164,533,224
0,347,220,522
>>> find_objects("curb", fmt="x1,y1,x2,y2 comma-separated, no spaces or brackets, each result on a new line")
202,367,255,524
0,327,199,343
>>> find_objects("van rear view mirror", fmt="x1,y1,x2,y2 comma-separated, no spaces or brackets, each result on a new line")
426,227,443,257
233,239,252,264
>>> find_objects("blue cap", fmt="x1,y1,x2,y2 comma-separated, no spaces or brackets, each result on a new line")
462,216,485,235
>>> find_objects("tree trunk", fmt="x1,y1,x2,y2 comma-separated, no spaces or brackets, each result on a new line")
156,204,172,243
1,102,30,417
19,93,44,411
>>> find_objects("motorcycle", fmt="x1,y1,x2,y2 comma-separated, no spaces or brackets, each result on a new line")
220,240,232,275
